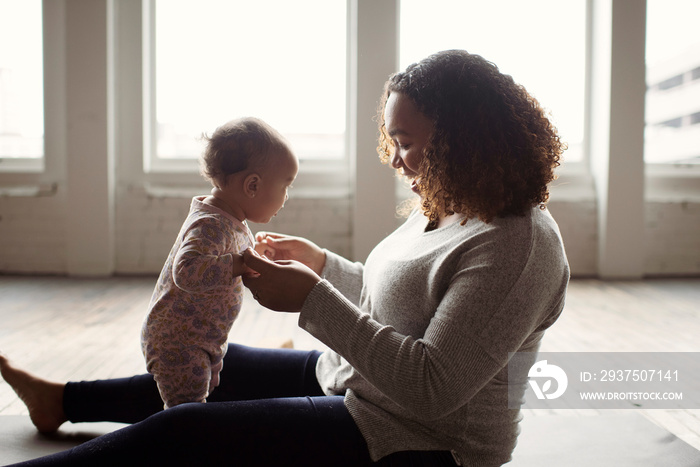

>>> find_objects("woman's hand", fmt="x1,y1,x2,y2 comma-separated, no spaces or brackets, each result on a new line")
254,232,326,275
231,252,256,278
242,249,321,312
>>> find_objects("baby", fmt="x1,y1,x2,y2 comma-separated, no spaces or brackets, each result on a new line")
141,117,298,408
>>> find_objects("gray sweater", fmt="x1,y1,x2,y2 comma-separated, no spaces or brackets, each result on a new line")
299,207,569,466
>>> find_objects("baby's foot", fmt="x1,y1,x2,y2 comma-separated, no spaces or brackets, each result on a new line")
0,352,67,433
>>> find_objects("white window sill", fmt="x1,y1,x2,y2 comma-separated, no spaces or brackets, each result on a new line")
140,158,350,200
0,183,57,197
0,158,44,173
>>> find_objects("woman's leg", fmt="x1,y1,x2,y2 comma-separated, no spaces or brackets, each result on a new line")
10,396,459,467
5,348,458,466
10,395,373,467
1,344,322,428
209,342,323,401
64,343,323,424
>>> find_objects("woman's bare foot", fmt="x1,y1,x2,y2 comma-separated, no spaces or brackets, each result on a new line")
0,352,67,433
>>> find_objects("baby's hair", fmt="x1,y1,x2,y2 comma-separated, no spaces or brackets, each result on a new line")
200,117,291,187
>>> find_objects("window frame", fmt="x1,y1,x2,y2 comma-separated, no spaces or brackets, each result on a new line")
0,156,43,173
397,0,590,178
4,0,698,204
139,0,351,198
644,53,700,168
0,0,46,174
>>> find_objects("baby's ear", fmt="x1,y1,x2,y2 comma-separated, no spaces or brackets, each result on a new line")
244,173,261,198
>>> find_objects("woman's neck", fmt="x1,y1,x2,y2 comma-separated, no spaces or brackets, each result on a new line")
427,212,465,231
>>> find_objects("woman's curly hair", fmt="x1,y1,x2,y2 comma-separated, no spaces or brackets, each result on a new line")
378,50,564,225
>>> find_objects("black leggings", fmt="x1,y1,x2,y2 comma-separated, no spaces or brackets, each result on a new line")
12,344,457,466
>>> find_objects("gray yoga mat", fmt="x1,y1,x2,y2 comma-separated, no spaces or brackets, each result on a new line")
510,413,700,466
0,416,125,465
1,413,699,466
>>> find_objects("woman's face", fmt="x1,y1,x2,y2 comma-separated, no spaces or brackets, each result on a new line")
383,92,434,194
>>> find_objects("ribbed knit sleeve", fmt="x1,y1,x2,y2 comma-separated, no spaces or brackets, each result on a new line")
319,249,364,306
301,279,502,421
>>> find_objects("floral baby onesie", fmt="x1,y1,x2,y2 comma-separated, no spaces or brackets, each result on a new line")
141,196,254,408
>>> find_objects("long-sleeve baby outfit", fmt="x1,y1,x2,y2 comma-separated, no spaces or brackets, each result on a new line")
299,206,570,466
141,196,254,408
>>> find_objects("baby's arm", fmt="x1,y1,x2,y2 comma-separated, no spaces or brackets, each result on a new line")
172,219,251,293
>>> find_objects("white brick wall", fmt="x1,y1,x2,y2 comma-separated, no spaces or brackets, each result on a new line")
548,200,599,277
645,200,700,275
112,186,353,274
248,197,353,260
0,194,67,274
114,186,192,274
1,190,699,277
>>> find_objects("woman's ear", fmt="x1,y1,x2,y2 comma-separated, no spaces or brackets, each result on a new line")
243,173,261,198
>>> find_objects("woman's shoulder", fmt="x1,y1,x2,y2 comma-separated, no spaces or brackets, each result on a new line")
398,205,562,253
477,206,560,238
456,206,566,266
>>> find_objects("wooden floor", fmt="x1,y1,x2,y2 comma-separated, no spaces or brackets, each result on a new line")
1,275,699,449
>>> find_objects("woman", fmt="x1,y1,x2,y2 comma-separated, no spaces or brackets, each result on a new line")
1,50,569,466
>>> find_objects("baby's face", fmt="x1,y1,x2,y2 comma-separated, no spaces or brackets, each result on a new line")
248,150,298,224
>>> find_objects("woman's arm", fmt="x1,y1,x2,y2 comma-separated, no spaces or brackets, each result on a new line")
240,251,500,419
300,257,567,420
243,226,568,420
318,251,364,305
299,279,499,420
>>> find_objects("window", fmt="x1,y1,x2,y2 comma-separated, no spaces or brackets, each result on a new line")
399,0,587,164
645,0,700,164
0,0,44,171
145,0,347,172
